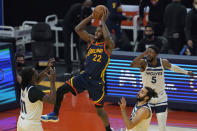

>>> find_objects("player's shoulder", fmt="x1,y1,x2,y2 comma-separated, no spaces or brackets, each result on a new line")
136,106,151,119
28,85,42,94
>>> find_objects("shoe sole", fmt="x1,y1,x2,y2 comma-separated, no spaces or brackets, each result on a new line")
41,119,59,122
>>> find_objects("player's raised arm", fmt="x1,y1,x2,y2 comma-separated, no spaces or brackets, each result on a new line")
119,97,150,130
75,15,94,43
42,67,56,104
162,59,194,76
130,51,147,68
36,58,55,85
101,9,115,53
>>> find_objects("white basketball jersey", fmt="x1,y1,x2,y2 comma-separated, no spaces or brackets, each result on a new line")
141,58,165,94
141,58,167,105
126,103,152,131
19,86,43,121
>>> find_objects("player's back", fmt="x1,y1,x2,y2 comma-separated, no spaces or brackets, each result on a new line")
19,85,43,121
141,58,165,94
85,40,110,80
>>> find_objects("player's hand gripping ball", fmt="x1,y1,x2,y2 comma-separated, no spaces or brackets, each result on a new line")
93,5,108,20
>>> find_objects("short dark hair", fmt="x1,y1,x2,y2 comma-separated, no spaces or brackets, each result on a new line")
145,87,158,101
15,53,24,59
148,45,160,54
145,22,154,31
21,67,35,89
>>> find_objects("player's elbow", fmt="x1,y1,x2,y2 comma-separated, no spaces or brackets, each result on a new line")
111,42,115,49
126,122,135,130
74,26,81,32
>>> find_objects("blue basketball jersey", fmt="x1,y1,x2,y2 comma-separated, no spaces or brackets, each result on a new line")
85,41,110,80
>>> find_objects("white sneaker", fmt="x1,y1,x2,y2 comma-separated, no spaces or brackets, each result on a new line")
111,128,114,131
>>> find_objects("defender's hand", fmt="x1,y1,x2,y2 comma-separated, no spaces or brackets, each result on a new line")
118,97,127,110
188,71,194,76
47,58,55,67
47,67,56,82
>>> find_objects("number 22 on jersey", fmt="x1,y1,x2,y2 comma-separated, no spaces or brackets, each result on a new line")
93,54,102,62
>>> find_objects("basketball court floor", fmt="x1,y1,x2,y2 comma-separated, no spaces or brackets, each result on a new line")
0,81,197,131
0,63,197,131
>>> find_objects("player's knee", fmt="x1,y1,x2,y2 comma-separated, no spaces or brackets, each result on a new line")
57,83,72,94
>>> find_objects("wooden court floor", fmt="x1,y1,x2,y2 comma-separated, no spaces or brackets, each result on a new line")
0,82,197,131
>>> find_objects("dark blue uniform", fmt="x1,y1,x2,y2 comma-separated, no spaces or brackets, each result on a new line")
66,40,110,106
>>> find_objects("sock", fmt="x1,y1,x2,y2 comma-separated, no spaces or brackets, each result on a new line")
105,125,111,131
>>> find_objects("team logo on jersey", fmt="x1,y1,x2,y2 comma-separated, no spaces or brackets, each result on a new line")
146,71,163,76
87,48,103,57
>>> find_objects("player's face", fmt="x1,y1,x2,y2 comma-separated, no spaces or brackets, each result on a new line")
146,48,157,62
95,26,103,40
137,88,148,102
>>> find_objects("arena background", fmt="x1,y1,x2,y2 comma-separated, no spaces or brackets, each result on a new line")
3,0,194,26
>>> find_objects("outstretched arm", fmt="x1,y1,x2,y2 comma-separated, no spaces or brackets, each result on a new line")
119,97,150,130
101,9,115,54
42,67,56,104
75,15,94,43
36,58,55,85
162,59,194,76
130,51,147,70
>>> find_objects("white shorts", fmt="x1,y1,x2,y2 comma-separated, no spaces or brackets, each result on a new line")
149,90,168,106
17,116,43,131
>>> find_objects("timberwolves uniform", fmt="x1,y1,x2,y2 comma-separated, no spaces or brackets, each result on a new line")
17,85,45,131
141,58,168,111
66,40,110,106
126,103,152,131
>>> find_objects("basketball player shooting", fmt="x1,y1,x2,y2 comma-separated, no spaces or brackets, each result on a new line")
130,46,194,131
41,6,115,131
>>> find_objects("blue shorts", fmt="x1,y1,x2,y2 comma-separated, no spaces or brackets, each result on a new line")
151,105,168,113
66,72,105,107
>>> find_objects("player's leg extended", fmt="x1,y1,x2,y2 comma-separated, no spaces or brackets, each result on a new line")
95,104,113,131
53,82,76,115
41,80,77,122
155,105,168,131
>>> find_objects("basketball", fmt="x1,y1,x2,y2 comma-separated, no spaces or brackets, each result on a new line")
93,5,107,20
